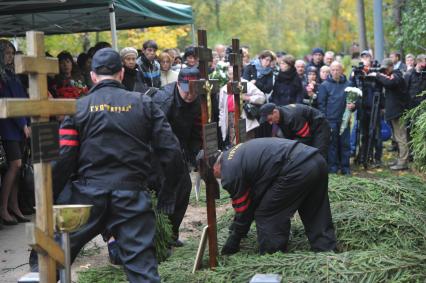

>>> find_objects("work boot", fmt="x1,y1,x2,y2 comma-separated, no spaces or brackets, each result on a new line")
221,233,242,255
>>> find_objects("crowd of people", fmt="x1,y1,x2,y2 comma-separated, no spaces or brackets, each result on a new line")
0,35,425,282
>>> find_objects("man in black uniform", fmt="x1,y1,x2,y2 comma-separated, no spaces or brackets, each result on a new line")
258,103,330,160
212,138,336,254
31,48,181,282
150,67,202,246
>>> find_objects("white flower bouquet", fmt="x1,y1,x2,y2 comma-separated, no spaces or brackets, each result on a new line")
340,87,362,135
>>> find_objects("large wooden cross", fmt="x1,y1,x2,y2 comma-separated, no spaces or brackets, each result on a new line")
227,38,247,144
0,31,76,283
190,29,220,269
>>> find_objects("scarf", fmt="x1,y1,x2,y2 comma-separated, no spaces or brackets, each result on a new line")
251,58,272,79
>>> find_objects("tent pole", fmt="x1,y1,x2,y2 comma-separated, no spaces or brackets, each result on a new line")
109,2,118,51
191,24,196,46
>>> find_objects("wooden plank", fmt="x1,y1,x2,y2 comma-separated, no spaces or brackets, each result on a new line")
192,226,209,273
26,223,65,267
15,55,59,75
0,98,76,118
25,31,57,283
34,162,57,282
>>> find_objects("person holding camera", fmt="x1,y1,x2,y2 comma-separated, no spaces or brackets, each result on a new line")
369,58,409,170
351,50,385,167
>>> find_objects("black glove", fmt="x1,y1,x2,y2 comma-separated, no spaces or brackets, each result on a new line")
221,233,242,255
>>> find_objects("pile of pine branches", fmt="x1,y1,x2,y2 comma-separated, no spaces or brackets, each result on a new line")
403,92,426,172
79,174,426,283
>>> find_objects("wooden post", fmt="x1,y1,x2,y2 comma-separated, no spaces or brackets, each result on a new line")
0,31,75,283
227,38,247,144
190,29,220,269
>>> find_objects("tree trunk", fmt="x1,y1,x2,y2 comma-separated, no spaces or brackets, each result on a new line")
393,0,405,54
215,0,221,31
356,0,368,51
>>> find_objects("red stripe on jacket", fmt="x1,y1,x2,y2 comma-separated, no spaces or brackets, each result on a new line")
60,140,79,146
234,199,251,213
59,129,78,136
232,190,250,205
296,122,310,138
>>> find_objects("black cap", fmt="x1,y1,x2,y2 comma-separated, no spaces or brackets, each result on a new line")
312,47,324,56
360,50,371,57
91,48,122,75
178,67,200,92
259,103,277,124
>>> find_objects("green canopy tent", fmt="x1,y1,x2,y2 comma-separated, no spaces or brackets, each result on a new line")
0,0,194,49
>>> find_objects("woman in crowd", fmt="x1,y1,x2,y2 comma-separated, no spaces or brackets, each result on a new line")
50,51,88,99
120,47,144,91
269,54,303,106
219,65,266,147
77,52,93,88
243,50,275,95
159,52,178,86
0,39,30,225
303,66,319,108
319,65,330,83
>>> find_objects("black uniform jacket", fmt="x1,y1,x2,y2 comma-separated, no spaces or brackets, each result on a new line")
52,80,181,197
220,138,318,214
277,104,326,144
151,82,202,164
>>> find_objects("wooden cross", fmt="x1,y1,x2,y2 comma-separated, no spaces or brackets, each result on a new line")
189,29,220,269
0,31,76,283
227,38,247,144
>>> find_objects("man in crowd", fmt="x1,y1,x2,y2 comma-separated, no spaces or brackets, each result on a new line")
215,44,227,61
405,54,426,109
136,39,161,89
258,103,330,160
31,48,181,282
318,61,353,175
306,47,325,78
211,138,336,255
323,51,335,66
390,51,407,73
295,59,306,81
150,67,202,246
370,58,410,170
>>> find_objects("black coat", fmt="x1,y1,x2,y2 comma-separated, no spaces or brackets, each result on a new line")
404,68,426,108
151,82,202,164
375,70,409,120
122,66,146,92
220,138,318,213
242,64,274,94
53,80,181,197
270,68,304,106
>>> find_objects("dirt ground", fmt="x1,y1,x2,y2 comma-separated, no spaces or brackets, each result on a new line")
0,185,231,283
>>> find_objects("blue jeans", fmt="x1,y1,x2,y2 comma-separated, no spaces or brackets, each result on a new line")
328,122,351,174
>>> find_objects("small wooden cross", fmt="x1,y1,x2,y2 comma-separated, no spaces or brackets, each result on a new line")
0,31,76,283
190,29,220,269
227,38,247,144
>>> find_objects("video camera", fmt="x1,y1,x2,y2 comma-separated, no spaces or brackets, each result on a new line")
352,60,384,78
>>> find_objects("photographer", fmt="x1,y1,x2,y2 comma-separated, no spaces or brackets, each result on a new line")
351,50,384,167
369,58,409,170
405,54,426,109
